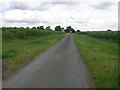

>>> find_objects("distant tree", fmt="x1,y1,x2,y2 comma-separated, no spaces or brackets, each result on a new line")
65,26,75,33
55,26,62,31
64,29,69,33
107,29,112,31
32,27,36,29
20,27,24,29
76,30,80,32
66,26,72,30
27,27,29,29
45,26,51,30
13,27,17,29
39,26,44,30
37,26,40,29
72,30,75,33
65,26,71,33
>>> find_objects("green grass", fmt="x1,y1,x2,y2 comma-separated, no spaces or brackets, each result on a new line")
3,33,66,73
0,29,2,59
78,31,119,42
2,27,63,39
73,34,118,88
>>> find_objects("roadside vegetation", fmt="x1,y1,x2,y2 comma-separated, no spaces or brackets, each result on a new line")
0,29,1,59
73,33,118,88
2,27,66,78
78,31,119,42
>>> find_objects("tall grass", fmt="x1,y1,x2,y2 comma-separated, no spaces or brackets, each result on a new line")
78,31,119,42
2,27,63,39
2,27,65,59
74,34,118,88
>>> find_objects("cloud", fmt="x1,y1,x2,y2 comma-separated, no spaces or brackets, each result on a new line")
0,0,118,31
3,9,63,25
92,2,115,9
9,2,42,11
3,9,39,22
9,2,29,10
50,2,79,6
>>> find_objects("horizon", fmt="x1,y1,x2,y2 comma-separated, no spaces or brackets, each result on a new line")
1,26,119,31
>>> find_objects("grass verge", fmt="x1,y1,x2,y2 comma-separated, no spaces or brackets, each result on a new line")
73,34,118,88
3,34,66,78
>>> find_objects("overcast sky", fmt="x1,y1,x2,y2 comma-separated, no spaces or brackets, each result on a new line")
0,0,119,31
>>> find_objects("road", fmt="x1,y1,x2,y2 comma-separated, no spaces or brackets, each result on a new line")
3,34,94,88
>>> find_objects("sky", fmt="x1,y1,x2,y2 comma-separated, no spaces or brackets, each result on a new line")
0,0,119,31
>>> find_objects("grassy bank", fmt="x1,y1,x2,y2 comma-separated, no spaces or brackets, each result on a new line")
2,28,66,78
73,34,118,88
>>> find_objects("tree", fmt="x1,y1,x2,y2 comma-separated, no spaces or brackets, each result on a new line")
39,26,44,30
64,29,69,33
32,27,36,29
13,27,17,29
45,26,51,30
72,30,75,33
76,30,80,32
65,26,75,33
20,27,24,29
37,26,44,30
37,26,40,29
55,26,62,31
107,29,111,31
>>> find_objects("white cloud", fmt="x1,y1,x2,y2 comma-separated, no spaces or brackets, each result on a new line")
0,0,119,31
3,9,39,22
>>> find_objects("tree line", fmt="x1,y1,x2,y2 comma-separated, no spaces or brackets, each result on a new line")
27,25,81,33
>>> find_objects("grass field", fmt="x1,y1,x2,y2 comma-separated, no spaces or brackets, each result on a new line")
0,29,1,59
2,28,66,78
73,34,118,88
78,31,119,42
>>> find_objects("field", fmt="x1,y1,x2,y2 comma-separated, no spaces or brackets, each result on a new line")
78,31,119,42
73,33,118,88
2,27,65,78
0,29,1,59
2,28,119,88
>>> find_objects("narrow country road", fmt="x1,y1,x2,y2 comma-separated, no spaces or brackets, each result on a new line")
3,34,94,88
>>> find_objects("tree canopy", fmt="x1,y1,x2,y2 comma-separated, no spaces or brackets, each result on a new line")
45,26,52,31
55,26,62,31
77,30,80,32
31,25,76,33
65,26,75,33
